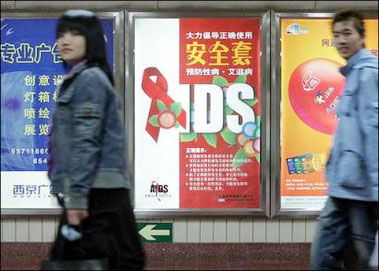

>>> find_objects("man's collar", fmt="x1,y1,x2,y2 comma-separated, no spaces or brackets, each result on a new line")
340,49,365,76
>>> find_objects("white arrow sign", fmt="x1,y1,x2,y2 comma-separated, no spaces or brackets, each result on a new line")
138,224,170,241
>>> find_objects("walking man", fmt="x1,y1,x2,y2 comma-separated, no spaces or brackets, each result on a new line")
311,10,378,270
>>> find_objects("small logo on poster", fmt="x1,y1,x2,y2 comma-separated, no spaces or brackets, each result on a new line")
302,71,321,91
286,23,309,35
12,184,54,198
145,181,171,202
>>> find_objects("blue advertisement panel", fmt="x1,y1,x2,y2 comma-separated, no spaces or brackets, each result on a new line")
1,17,114,208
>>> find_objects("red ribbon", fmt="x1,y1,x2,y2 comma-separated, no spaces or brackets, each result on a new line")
142,67,186,142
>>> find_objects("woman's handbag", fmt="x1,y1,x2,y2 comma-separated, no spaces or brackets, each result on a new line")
41,207,110,270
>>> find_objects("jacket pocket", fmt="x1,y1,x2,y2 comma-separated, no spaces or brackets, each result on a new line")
73,104,102,136
336,150,365,188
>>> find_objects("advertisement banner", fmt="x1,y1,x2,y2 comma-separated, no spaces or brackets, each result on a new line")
1,18,114,209
280,18,378,209
135,18,261,209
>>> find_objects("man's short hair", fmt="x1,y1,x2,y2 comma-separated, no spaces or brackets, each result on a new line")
333,10,366,38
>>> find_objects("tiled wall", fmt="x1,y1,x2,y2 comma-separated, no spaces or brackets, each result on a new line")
1,217,316,243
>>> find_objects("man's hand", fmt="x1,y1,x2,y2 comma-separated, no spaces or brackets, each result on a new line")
67,209,89,225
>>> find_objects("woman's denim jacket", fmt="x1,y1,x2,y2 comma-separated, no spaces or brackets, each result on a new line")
326,49,378,202
49,64,130,209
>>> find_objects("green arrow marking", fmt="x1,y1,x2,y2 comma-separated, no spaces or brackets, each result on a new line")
137,223,172,242
138,224,170,241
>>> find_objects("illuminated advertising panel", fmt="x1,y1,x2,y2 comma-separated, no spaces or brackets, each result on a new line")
134,17,262,210
1,17,114,209
280,18,378,210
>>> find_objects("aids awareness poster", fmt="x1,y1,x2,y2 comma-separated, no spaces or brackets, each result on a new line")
1,18,114,209
280,18,378,209
135,18,261,209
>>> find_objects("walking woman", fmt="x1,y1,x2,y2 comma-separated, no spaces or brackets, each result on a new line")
46,9,145,270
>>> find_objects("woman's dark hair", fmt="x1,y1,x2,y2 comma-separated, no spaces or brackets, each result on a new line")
56,10,114,84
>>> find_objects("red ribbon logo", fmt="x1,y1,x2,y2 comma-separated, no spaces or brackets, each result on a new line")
142,67,186,142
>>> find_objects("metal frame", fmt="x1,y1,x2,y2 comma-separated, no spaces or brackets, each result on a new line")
127,11,271,218
7,9,376,218
270,11,378,218
0,11,124,216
